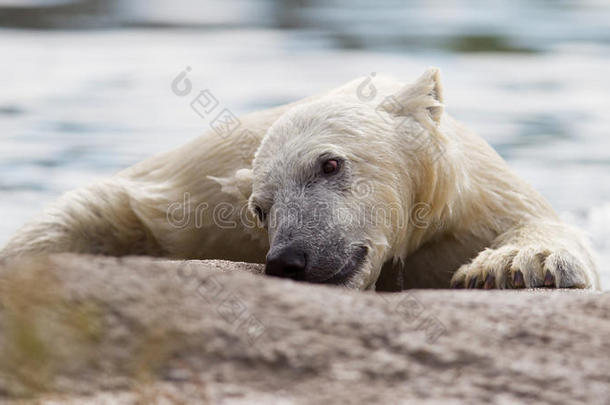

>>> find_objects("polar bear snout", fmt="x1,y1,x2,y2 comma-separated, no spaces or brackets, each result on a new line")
265,244,308,280
264,236,369,286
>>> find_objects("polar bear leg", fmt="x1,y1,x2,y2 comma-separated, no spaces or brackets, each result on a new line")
450,221,600,289
0,180,161,260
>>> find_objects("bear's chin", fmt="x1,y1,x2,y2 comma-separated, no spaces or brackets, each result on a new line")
307,245,369,286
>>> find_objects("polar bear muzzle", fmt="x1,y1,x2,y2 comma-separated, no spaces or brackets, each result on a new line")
265,241,368,284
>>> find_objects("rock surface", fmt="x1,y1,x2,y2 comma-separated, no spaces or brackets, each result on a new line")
0,254,609,404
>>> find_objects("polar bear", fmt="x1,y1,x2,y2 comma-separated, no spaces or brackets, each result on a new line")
0,68,600,291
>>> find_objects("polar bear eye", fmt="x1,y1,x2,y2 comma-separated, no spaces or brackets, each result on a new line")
322,159,340,175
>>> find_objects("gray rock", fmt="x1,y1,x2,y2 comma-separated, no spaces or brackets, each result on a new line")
0,254,608,404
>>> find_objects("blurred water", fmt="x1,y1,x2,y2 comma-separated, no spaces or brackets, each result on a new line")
1,0,609,288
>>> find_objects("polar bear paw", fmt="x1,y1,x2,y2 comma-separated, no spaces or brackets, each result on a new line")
450,245,594,289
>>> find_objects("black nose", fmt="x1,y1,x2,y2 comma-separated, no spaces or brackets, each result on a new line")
265,245,307,279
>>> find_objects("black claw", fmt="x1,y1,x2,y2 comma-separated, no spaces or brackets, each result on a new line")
468,276,478,289
451,280,464,289
484,274,496,289
513,270,525,289
543,270,555,288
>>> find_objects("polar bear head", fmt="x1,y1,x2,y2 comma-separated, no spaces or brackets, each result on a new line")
249,68,448,289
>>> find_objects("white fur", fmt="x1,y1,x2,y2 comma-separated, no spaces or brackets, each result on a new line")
1,69,600,290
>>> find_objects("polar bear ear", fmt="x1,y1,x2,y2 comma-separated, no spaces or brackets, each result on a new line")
207,168,253,200
387,67,444,124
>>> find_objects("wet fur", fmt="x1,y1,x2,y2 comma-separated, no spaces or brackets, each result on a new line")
1,69,600,290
